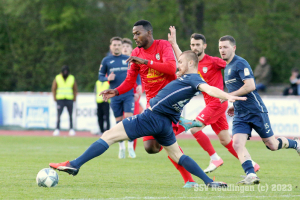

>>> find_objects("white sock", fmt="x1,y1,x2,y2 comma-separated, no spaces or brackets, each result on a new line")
128,140,134,149
210,153,221,161
119,141,125,150
186,130,191,134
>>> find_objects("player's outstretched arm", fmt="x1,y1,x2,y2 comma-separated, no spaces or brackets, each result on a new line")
168,26,182,60
100,89,119,102
198,84,247,103
230,78,256,96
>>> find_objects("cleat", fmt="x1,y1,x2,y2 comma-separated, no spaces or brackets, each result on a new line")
252,160,260,172
183,181,198,188
49,161,79,176
69,129,76,136
237,173,260,185
128,148,136,158
206,181,227,188
179,117,203,131
204,158,224,173
118,149,125,159
53,129,60,136
293,137,300,155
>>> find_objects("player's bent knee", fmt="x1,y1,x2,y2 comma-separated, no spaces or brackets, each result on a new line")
265,144,277,151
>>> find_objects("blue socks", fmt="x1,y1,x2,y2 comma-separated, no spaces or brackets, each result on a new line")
287,139,298,149
70,139,109,169
242,160,255,175
178,155,213,184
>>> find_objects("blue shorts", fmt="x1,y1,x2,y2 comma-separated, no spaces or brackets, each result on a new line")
232,112,274,138
123,109,177,146
110,96,134,118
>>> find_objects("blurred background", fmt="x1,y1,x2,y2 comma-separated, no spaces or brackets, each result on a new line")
1,0,299,92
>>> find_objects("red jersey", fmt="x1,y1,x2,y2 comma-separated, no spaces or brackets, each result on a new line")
117,40,176,105
198,54,226,105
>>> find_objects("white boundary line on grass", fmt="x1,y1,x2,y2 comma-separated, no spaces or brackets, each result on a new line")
64,195,300,200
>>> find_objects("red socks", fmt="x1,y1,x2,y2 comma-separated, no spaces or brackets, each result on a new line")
193,130,216,156
225,140,238,159
133,139,137,151
175,125,186,136
168,146,195,183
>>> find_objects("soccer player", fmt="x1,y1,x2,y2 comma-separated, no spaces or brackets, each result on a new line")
114,20,202,188
99,37,141,159
122,37,143,151
49,50,247,188
219,35,300,184
168,27,260,173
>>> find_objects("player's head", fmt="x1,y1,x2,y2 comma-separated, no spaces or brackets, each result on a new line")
110,37,123,56
177,50,198,76
259,56,267,65
122,38,133,56
61,65,70,78
190,33,207,57
132,20,153,48
292,68,299,75
219,35,236,63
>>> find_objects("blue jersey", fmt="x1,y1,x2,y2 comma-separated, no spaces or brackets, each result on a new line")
224,55,267,117
98,54,141,98
149,74,206,124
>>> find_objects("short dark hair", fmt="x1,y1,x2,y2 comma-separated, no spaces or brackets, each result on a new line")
133,20,153,33
61,65,69,73
181,50,198,67
190,33,206,44
110,37,122,44
292,68,299,73
219,35,236,46
122,38,132,46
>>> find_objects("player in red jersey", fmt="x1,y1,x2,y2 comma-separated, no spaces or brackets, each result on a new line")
101,20,201,188
168,26,260,173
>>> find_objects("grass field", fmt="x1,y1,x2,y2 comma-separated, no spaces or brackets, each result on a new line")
1,135,299,200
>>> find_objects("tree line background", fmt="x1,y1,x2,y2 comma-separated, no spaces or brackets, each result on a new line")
0,0,299,92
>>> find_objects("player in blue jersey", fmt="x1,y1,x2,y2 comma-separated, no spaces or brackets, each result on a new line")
99,36,141,159
219,35,300,185
50,50,247,187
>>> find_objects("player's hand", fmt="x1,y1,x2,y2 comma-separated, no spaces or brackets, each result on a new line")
100,89,119,102
168,26,177,46
107,72,115,81
220,99,227,103
126,56,147,65
176,71,182,78
136,85,143,96
227,106,235,117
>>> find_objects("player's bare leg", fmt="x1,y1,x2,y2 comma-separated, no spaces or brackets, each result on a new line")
163,142,227,188
262,135,300,154
124,112,136,158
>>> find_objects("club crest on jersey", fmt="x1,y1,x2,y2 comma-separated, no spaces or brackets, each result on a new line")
203,67,208,73
122,60,127,65
155,53,160,60
228,69,231,75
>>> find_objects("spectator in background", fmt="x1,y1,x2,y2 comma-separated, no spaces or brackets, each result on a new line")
283,68,300,96
95,80,110,134
254,56,272,92
52,65,78,136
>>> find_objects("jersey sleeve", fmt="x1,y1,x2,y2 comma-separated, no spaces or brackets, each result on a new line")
98,58,108,82
116,50,140,95
236,61,254,81
192,75,207,90
212,57,226,70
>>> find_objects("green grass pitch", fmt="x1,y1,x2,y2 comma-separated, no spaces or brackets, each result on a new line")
0,135,299,199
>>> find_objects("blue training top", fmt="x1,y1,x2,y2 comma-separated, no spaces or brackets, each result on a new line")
98,54,141,98
224,55,267,117
150,73,206,124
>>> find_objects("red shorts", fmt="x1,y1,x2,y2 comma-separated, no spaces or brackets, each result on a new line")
196,101,229,134
143,122,179,142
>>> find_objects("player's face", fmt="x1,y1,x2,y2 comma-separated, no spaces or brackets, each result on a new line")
133,25,149,48
177,54,188,77
110,40,123,56
122,43,133,56
219,40,236,62
190,39,206,57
